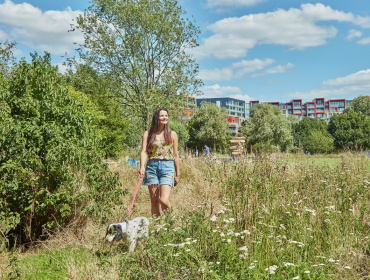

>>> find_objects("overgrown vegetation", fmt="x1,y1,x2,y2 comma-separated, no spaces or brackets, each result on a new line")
2,155,368,279
0,54,125,246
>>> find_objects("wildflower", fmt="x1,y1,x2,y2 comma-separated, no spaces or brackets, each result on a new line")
284,262,295,267
239,254,247,259
229,218,235,222
248,263,255,269
304,207,316,216
220,232,225,237
292,276,300,280
227,239,231,243
173,253,181,257
235,232,240,237
304,270,310,274
192,239,197,243
328,258,335,263
239,246,248,251
241,230,251,235
212,230,218,233
216,262,220,265
198,267,205,273
218,210,225,214
210,215,217,222
344,266,351,269
185,249,190,252
265,265,278,274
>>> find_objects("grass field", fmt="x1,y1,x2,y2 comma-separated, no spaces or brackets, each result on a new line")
1,153,369,279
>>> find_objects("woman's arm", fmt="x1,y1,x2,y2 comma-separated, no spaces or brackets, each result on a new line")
139,131,149,178
172,131,180,186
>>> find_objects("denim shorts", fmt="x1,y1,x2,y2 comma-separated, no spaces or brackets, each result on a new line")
143,160,175,188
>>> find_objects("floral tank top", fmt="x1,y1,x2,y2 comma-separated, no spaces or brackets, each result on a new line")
148,139,174,160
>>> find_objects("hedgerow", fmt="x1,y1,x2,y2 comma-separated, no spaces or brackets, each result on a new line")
0,53,125,246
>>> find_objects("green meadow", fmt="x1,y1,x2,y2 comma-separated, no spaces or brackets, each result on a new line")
1,153,369,280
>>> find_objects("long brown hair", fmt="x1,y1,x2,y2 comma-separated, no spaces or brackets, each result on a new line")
146,107,172,152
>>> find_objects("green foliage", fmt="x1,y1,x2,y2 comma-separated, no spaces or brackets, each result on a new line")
328,111,370,151
252,143,279,153
187,102,229,151
292,117,330,150
0,40,17,78
72,0,203,125
0,53,125,244
68,87,128,159
240,103,293,152
169,117,189,152
5,155,370,279
348,95,370,116
305,130,335,154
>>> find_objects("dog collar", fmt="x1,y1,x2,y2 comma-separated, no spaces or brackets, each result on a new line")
125,219,129,231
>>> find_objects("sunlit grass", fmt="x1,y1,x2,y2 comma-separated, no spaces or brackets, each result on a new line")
1,153,369,279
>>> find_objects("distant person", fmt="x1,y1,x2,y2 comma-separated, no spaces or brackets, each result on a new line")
139,107,180,217
204,145,210,156
195,151,199,157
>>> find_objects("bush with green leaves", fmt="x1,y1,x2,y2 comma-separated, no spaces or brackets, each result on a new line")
0,53,125,245
68,87,128,159
305,130,335,154
328,110,370,151
187,102,230,152
240,103,293,152
292,117,329,149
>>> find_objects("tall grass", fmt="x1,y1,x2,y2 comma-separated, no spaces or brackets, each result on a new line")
1,154,369,279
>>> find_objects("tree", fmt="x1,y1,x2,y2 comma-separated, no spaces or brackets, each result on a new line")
328,111,370,150
67,65,129,158
68,87,129,158
305,130,335,154
71,0,202,125
187,102,229,151
0,40,17,77
169,117,189,152
0,53,124,244
239,104,293,152
292,117,329,149
348,95,370,116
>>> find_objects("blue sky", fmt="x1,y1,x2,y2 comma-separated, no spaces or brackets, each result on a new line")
1,0,370,103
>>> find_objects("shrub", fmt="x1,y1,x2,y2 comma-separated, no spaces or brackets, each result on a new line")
0,53,125,245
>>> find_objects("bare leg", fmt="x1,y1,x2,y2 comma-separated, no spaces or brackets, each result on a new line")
148,185,160,217
159,184,172,213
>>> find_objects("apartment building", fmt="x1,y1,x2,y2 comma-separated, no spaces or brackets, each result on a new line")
183,97,352,135
248,98,351,120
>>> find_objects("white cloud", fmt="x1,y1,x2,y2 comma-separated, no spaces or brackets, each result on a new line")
0,0,84,55
227,93,253,102
287,69,370,99
206,0,266,8
194,3,370,59
252,63,294,77
198,58,275,81
357,37,370,45
201,84,242,97
346,29,362,40
0,29,8,41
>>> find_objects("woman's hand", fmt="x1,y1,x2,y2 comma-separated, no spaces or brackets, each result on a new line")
139,167,145,178
174,175,179,186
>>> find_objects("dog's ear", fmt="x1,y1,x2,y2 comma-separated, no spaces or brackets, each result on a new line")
115,224,124,241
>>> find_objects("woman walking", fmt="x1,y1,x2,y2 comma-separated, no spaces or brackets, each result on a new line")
140,107,180,217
